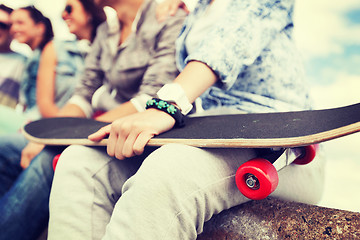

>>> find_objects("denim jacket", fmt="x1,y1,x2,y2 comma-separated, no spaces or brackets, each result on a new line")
176,0,312,113
20,39,87,120
52,39,87,108
19,48,41,111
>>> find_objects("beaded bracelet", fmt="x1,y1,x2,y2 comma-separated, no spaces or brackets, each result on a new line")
145,98,186,127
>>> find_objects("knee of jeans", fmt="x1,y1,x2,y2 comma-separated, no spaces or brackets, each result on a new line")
55,145,87,173
29,150,55,177
141,144,202,176
122,144,210,196
55,145,108,176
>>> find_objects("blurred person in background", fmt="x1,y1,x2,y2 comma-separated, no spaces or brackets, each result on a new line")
0,5,54,134
10,6,54,118
0,4,26,133
36,0,106,119
0,1,105,239
0,0,186,238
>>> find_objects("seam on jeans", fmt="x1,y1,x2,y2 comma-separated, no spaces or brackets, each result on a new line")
91,175,97,239
90,158,114,239
162,173,237,239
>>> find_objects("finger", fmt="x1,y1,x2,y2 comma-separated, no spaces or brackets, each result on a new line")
121,119,159,158
133,130,156,156
106,121,120,157
88,124,111,141
114,130,128,160
20,154,31,169
107,121,131,160
107,127,119,157
121,129,140,158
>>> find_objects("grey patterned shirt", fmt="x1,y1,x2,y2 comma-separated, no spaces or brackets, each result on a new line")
70,0,186,116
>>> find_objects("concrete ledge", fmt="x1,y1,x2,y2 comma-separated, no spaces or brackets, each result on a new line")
198,197,360,239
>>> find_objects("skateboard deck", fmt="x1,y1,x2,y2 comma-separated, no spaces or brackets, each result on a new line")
22,103,360,148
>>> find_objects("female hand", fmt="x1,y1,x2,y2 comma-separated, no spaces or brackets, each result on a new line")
156,0,189,22
20,142,45,169
88,109,175,160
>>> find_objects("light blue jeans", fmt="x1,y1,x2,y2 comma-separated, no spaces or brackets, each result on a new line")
48,144,325,240
0,133,64,240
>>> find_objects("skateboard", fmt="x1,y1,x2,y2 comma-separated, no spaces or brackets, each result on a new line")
22,103,360,200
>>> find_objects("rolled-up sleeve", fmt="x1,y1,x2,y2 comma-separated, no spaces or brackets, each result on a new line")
186,0,294,90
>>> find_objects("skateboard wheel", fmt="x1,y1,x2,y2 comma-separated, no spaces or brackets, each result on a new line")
235,158,279,200
293,145,318,165
52,154,61,171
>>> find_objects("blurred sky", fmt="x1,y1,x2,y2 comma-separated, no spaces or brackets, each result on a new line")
292,0,360,213
2,0,360,212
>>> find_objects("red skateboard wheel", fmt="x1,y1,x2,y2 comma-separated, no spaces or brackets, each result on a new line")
52,154,61,171
235,158,279,200
292,145,318,165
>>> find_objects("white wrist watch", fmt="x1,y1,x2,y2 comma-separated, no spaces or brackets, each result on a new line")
157,83,193,115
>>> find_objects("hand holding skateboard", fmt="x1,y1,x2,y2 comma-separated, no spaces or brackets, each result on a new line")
88,109,175,160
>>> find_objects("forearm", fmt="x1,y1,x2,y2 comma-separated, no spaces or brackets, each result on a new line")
57,103,87,118
37,41,59,118
174,61,218,103
94,101,138,123
39,101,60,118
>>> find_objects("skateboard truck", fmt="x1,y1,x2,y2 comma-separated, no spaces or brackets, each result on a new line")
235,145,317,200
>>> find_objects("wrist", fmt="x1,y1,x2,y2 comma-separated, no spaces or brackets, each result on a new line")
157,83,193,115
146,98,186,127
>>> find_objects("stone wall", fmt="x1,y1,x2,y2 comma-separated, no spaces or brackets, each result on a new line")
198,197,360,239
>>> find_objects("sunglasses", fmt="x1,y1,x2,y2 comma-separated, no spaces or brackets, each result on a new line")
64,5,73,14
0,22,10,30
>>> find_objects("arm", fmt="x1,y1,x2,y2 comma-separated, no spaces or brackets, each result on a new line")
185,0,295,90
173,61,217,103
94,9,186,122
57,24,107,118
94,101,138,122
57,103,87,118
88,0,295,159
21,42,60,169
89,61,217,160
36,41,60,117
